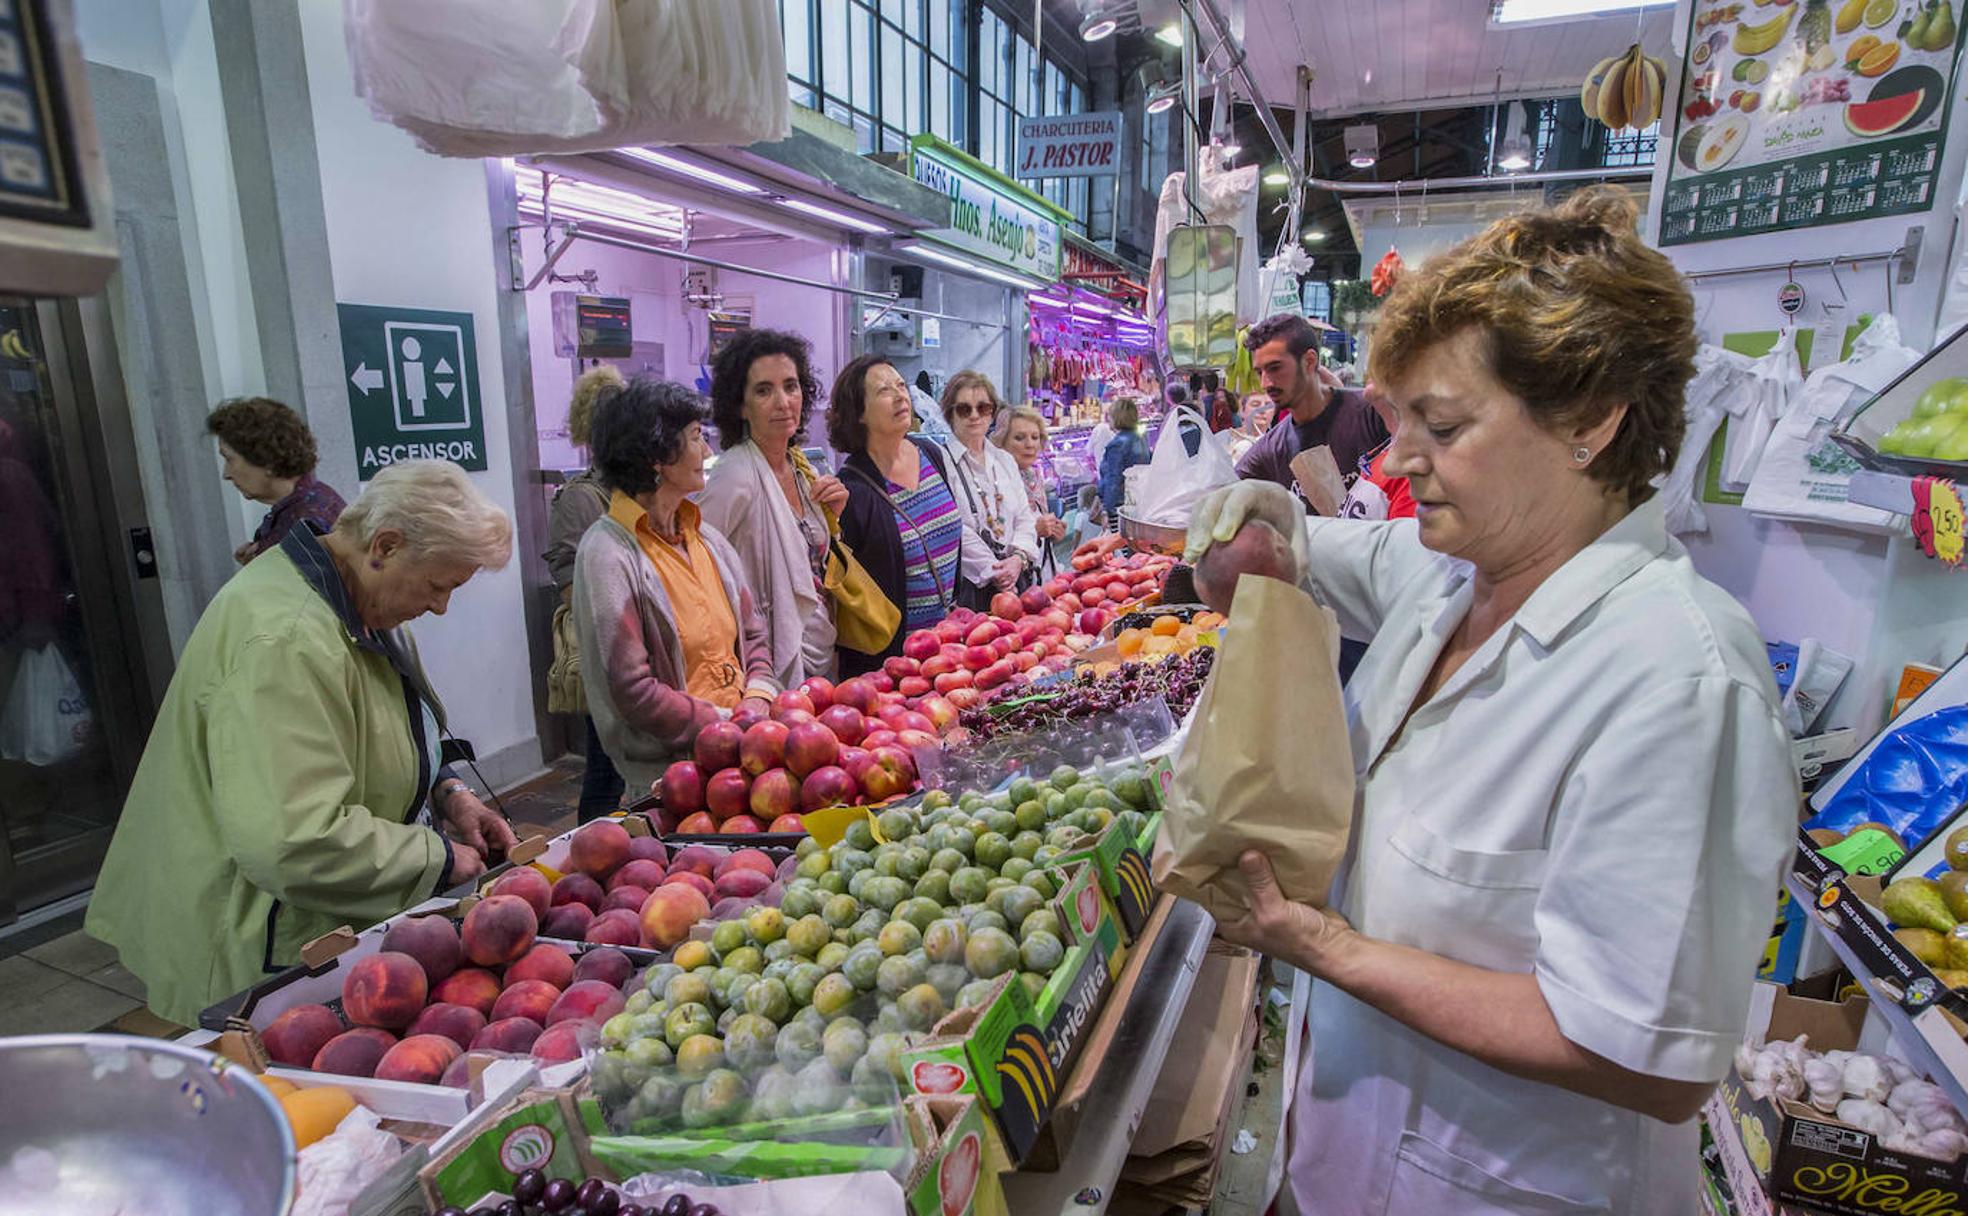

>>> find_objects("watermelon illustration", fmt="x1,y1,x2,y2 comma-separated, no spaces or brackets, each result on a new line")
1846,88,1925,136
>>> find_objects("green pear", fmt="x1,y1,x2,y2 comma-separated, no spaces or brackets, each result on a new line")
1936,968,1968,991
1883,875,1958,933
1934,417,1968,463
1900,926,1950,965
1945,925,1968,971
1948,827,1968,872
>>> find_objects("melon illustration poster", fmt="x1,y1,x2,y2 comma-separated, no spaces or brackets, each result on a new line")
1659,0,1964,244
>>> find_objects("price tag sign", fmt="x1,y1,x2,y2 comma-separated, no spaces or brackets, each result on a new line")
1778,281,1806,316
1912,476,1968,568
1818,827,1907,876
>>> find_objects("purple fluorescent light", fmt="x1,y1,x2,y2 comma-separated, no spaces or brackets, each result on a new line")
776,196,890,234
619,148,765,195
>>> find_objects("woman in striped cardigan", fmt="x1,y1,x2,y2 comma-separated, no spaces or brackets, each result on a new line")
828,354,966,677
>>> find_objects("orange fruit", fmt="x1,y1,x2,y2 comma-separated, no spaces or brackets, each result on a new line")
1116,628,1147,658
280,1085,358,1149
257,1075,298,1098
1142,636,1179,657
1150,615,1181,637
1857,41,1900,76
1192,611,1225,631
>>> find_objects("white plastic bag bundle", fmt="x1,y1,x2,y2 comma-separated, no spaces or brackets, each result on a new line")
1742,314,1919,534
1719,329,1802,493
1131,407,1237,526
344,0,791,156
0,644,91,766
290,1105,402,1216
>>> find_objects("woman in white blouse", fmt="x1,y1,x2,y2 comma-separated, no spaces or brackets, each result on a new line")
1186,189,1796,1215
938,371,1039,599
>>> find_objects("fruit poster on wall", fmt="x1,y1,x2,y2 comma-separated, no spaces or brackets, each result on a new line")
1660,0,1964,245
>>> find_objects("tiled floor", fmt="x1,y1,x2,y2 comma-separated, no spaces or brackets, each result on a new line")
0,755,592,1040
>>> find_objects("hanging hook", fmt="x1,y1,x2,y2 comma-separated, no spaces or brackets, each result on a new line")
1885,252,1895,318
1829,258,1848,303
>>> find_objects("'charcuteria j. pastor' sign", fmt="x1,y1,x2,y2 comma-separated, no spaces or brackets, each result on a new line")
1015,111,1123,179
910,136,1063,282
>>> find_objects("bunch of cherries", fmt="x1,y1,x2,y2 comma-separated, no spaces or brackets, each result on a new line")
433,1170,722,1216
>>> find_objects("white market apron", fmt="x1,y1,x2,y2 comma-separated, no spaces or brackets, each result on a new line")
1278,580,1699,1216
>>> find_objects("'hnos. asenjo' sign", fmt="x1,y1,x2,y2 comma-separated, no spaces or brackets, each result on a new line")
911,140,1061,281
1014,111,1123,179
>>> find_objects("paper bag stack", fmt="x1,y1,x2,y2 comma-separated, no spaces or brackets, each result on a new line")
1151,574,1354,919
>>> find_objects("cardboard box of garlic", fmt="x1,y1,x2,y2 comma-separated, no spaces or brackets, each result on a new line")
1722,979,1968,1216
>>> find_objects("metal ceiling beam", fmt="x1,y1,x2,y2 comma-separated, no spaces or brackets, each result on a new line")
1307,164,1652,194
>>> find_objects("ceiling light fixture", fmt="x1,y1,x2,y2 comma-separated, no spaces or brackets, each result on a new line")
1263,167,1290,186
1155,22,1183,46
1080,12,1118,41
1344,124,1379,170
1495,98,1534,172
1302,228,1326,243
1490,0,1670,24
774,196,891,234
1145,83,1180,115
897,242,1046,291
618,147,765,195
1221,143,1242,158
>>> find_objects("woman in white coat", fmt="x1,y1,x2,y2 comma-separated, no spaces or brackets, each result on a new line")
937,370,1039,603
1186,189,1796,1215
699,329,848,686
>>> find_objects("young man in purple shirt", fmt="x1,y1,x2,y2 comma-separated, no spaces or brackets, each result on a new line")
1233,314,1388,509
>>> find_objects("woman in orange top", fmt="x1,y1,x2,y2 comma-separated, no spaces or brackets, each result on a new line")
571,380,778,801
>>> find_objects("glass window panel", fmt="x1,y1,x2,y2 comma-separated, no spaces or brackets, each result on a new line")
883,125,908,154
852,112,875,153
929,0,948,60
790,81,816,108
826,97,851,127
931,60,951,141
904,0,922,38
979,11,1000,94
881,23,904,128
952,67,967,147
783,0,813,84
850,2,874,111
979,97,1000,169
1045,63,1062,116
946,0,965,67
881,0,904,22
905,40,924,133
1014,35,1034,115
822,0,849,103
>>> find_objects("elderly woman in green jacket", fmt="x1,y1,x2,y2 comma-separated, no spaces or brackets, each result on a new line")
85,460,520,1026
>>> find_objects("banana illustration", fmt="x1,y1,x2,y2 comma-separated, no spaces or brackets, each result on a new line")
1600,48,1633,128
1733,8,1796,55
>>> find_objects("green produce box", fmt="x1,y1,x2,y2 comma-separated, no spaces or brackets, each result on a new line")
586,1130,913,1181
905,1096,1008,1216
420,1086,605,1210
1045,817,1154,941
900,868,1123,1166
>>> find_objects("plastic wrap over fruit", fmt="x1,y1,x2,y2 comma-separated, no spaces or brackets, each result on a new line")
291,1104,402,1216
1806,705,1968,843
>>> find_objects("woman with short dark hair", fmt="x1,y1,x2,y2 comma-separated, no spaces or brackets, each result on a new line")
572,379,778,795
828,354,964,675
699,328,849,687
205,397,346,564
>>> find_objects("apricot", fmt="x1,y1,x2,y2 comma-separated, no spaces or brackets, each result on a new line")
505,943,575,990
546,979,626,1027
550,873,605,912
340,952,427,1030
405,1002,486,1051
584,908,643,947
428,967,500,1019
639,883,710,950
280,1086,356,1148
374,1033,461,1084
572,947,634,990
261,1003,343,1068
460,894,536,967
488,866,552,919
470,1016,544,1054
568,820,632,880
379,915,462,987
541,903,596,940
310,1027,397,1078
489,979,560,1025
531,1021,588,1064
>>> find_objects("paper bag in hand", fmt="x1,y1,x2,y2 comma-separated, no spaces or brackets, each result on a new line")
1290,445,1347,518
1151,574,1353,918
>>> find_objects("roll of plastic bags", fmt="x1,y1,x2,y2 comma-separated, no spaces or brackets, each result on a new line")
1805,705,1968,842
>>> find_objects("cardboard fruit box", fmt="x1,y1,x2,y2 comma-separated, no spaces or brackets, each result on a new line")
904,1095,1008,1216
419,1080,609,1210
1044,815,1156,941
1721,979,1968,1216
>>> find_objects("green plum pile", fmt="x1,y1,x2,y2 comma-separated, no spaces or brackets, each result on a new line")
587,764,1158,1131
1880,377,1968,461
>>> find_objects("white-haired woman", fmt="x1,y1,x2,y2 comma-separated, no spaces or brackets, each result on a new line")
87,460,520,1027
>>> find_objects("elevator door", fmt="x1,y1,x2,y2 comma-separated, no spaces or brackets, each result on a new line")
0,297,158,923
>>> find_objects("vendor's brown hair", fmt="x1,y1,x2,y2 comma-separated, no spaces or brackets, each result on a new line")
1368,187,1695,503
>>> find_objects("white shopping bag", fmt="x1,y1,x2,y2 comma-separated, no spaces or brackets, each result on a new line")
0,644,92,766
1132,406,1237,526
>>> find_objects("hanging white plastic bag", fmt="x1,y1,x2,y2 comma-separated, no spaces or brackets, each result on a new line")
1720,330,1802,493
0,644,91,767
1659,345,1751,535
1742,314,1918,534
1131,406,1237,526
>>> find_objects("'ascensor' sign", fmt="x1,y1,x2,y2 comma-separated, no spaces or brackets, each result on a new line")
911,138,1061,282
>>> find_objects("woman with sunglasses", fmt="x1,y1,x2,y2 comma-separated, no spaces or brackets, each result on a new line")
937,370,1039,606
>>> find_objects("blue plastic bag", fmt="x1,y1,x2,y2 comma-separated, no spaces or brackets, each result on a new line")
1806,705,1968,843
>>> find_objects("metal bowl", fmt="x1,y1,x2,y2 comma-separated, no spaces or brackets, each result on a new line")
1117,511,1189,555
0,1034,295,1216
